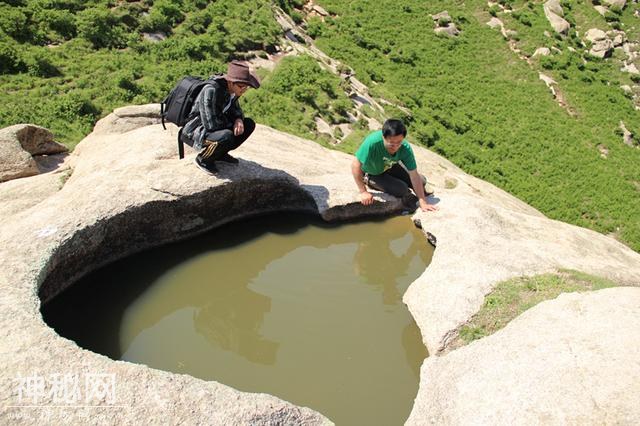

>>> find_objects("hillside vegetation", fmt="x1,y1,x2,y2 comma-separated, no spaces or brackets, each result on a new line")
1,0,639,251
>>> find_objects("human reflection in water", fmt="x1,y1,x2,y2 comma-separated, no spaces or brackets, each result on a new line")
194,281,278,365
189,217,329,366
353,220,430,305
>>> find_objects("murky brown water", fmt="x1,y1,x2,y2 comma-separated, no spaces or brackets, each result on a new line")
42,213,432,425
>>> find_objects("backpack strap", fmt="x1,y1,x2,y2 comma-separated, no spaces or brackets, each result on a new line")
161,101,166,130
177,127,185,159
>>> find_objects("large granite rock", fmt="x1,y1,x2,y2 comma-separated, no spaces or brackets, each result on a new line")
0,124,67,182
1,105,640,424
406,288,640,424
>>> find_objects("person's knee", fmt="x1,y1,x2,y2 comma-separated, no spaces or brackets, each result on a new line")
387,183,410,198
376,178,408,197
206,129,233,144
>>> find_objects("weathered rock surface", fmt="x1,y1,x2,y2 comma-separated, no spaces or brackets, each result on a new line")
406,288,640,424
543,0,570,35
0,124,67,182
2,105,640,424
405,189,640,354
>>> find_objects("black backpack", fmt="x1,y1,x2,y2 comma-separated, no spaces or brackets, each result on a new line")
161,76,216,159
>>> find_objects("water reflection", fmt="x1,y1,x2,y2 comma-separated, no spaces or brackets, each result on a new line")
353,218,431,306
194,276,278,365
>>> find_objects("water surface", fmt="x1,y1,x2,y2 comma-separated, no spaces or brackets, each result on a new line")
43,213,432,425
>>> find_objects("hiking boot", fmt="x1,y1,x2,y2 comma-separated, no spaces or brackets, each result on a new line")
194,155,217,175
218,152,239,164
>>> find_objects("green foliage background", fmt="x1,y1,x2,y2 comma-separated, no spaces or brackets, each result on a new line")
1,0,639,251
309,0,640,250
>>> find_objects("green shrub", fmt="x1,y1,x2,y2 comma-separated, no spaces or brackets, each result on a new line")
76,8,127,49
140,0,184,33
290,10,303,24
604,11,620,22
0,5,27,39
0,39,26,73
307,16,324,38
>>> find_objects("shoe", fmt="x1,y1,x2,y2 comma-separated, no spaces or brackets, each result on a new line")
424,182,435,197
194,156,217,175
218,152,239,164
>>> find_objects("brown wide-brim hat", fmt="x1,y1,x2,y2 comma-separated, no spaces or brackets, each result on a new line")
223,60,261,89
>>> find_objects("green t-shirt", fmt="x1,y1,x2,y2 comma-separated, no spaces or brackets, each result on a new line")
355,130,417,175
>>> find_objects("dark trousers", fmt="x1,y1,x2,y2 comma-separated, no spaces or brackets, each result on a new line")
365,163,426,197
200,118,255,164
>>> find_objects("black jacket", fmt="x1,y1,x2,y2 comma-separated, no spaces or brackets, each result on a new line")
182,77,244,147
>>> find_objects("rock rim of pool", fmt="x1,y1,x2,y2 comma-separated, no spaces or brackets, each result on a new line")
1,104,640,424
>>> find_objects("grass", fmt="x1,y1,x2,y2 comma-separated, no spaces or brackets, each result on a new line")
450,269,618,349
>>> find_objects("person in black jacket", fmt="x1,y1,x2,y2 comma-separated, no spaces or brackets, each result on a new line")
182,61,260,174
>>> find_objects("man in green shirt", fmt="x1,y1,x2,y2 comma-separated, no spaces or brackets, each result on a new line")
351,119,438,212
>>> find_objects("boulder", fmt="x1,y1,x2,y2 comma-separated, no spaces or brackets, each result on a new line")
432,11,459,37
621,62,640,74
585,28,607,42
434,24,460,37
602,0,627,7
532,47,551,57
543,0,570,34
590,39,614,58
620,121,636,147
92,103,162,135
613,33,625,47
486,17,503,30
142,32,167,42
623,43,639,61
0,124,67,182
312,5,329,16
594,5,607,16
406,288,640,424
431,11,452,24
0,137,38,182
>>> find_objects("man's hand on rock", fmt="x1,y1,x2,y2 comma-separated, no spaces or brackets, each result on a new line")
359,191,374,206
419,198,438,212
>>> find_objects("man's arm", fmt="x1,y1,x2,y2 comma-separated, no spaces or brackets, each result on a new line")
408,169,438,212
231,100,244,136
351,157,374,206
